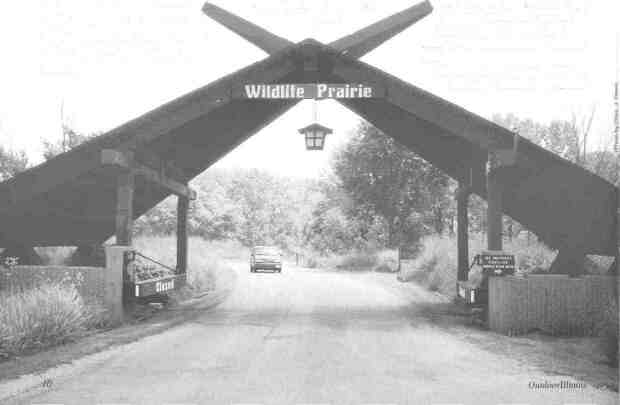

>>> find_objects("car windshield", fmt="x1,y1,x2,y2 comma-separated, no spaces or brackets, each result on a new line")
254,247,279,255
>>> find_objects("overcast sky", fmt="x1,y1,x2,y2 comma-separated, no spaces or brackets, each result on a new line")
0,0,618,178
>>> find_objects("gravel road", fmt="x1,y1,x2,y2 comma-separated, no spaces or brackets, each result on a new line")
3,264,617,405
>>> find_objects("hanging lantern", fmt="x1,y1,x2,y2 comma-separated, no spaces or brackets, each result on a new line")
298,123,333,151
298,98,333,151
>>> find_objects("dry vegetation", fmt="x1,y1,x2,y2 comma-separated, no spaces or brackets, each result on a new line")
0,284,104,360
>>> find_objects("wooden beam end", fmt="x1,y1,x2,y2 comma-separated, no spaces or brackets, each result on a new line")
101,149,131,168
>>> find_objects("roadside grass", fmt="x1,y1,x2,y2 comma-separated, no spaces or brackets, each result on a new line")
0,284,104,360
399,236,464,296
398,235,562,297
297,249,399,273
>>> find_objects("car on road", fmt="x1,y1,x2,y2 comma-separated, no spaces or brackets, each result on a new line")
250,246,283,273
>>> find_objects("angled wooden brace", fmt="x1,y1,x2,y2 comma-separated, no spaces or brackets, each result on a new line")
202,1,433,59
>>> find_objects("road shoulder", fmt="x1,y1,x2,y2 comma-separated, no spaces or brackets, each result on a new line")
0,287,231,401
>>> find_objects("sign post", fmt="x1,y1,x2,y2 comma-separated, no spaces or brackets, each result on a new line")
457,250,516,306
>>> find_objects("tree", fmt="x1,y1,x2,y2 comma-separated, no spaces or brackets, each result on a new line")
332,121,450,247
585,150,620,186
42,125,98,160
0,146,28,181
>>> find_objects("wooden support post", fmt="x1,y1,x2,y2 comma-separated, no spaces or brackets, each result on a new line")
115,171,135,246
549,247,586,277
71,244,105,267
456,184,470,282
486,153,503,251
177,196,189,275
104,246,130,325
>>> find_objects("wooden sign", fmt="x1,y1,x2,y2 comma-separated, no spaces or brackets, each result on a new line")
479,253,515,276
236,83,385,99
133,274,186,297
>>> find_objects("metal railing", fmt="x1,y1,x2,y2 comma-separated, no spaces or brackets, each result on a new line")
134,251,178,274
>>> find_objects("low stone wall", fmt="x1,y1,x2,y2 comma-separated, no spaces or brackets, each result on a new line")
488,275,618,336
0,265,106,306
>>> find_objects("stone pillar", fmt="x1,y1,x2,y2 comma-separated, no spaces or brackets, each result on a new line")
486,152,503,251
115,171,135,246
104,246,131,325
177,196,189,275
456,184,470,282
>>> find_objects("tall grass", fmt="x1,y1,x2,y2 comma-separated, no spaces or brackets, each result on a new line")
398,235,559,297
399,236,463,295
0,284,102,359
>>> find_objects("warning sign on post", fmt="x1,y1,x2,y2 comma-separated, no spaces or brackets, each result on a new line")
479,253,515,276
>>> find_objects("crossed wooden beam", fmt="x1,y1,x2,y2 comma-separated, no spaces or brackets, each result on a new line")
202,1,433,60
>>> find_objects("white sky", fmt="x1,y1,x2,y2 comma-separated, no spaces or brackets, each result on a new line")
0,0,618,178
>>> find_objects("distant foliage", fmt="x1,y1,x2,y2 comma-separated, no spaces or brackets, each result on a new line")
493,113,619,186
135,168,322,252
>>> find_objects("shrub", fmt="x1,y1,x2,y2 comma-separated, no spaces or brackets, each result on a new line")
0,284,101,359
510,239,556,274
428,273,442,292
374,250,399,273
398,235,460,296
335,251,378,271
304,256,319,269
